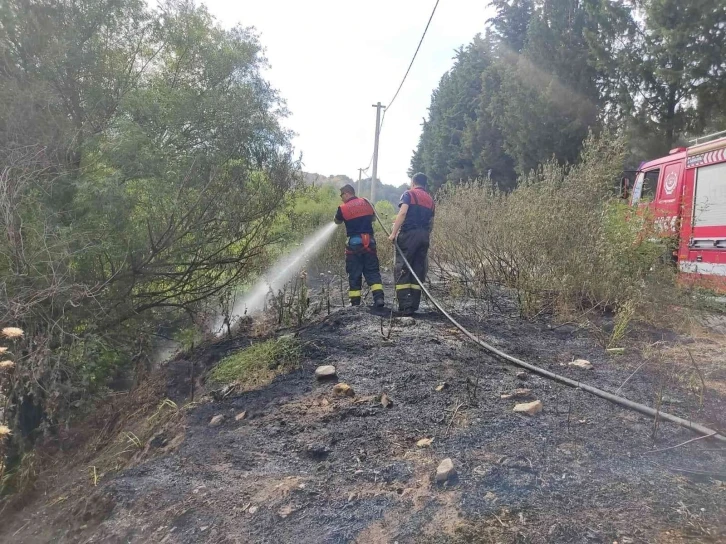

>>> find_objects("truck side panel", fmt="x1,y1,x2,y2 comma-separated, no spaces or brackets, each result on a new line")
679,145,726,288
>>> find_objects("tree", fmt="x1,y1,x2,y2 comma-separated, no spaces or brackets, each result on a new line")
488,0,534,53
0,0,297,445
410,0,726,184
492,0,602,175
631,0,726,150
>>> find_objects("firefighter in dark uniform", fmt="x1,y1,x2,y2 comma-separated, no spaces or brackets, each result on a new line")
334,184,385,307
388,172,434,314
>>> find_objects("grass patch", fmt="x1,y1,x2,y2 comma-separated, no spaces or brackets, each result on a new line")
210,336,301,386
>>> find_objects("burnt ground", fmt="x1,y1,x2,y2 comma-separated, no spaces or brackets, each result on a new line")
2,290,726,544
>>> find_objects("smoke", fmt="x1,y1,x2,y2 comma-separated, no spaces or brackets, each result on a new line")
211,222,339,335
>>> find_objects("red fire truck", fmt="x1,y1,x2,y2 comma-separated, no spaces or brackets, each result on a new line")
629,130,726,291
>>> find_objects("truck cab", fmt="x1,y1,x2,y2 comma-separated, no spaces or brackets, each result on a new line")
630,147,687,236
630,131,726,289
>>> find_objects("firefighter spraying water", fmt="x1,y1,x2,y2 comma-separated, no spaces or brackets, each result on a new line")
334,184,385,308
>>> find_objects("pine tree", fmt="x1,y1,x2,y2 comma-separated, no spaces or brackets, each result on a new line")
633,0,726,148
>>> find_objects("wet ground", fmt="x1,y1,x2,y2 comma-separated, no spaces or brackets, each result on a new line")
2,291,725,543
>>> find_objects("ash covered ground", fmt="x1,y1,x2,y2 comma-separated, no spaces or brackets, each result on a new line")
3,290,725,543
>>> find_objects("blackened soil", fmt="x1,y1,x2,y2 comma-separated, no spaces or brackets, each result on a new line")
3,296,726,544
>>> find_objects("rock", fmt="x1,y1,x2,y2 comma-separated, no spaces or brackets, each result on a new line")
416,438,433,448
516,371,528,380
513,400,543,416
501,388,533,400
209,415,225,427
235,411,247,421
569,359,593,370
315,365,337,379
380,393,393,408
435,458,456,483
333,383,354,397
320,398,330,407
435,383,447,392
398,317,415,327
248,505,258,514
211,384,236,401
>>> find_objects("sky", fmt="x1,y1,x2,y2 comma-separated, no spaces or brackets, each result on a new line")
202,0,493,189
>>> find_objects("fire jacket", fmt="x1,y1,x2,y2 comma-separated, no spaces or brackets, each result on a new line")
399,187,435,232
335,197,375,237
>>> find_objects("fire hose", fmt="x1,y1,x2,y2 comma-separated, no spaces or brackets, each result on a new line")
365,199,726,443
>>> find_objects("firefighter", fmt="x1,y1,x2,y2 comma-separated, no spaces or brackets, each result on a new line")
334,184,385,307
388,172,435,315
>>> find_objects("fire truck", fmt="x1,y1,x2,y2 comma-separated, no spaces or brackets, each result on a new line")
628,130,726,290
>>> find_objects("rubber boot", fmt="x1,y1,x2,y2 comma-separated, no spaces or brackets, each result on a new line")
411,289,422,312
373,292,385,308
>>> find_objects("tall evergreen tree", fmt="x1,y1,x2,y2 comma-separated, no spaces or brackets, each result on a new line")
633,0,726,149
409,0,726,188
488,0,535,53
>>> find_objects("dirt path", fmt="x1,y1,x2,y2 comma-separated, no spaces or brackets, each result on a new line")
2,300,725,543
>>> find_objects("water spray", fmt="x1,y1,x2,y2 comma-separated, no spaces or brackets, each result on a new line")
212,222,339,335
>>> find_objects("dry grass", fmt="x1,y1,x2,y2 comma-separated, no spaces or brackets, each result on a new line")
431,133,684,331
0,370,183,507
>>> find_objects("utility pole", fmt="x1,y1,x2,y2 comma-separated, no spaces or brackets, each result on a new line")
357,167,365,196
370,102,385,203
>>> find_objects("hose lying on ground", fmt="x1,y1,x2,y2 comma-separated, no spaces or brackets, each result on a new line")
366,200,726,443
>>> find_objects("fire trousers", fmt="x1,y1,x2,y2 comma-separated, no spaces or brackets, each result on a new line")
346,235,384,306
395,228,430,312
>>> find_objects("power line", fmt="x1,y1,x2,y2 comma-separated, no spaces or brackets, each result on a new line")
359,0,441,174
385,0,441,112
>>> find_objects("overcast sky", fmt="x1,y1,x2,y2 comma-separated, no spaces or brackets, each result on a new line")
202,0,493,188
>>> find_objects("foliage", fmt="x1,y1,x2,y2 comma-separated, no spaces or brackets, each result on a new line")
209,336,301,386
302,172,407,207
0,0,297,451
411,0,726,187
431,132,680,322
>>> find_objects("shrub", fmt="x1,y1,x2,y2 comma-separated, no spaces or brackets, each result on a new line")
431,132,680,324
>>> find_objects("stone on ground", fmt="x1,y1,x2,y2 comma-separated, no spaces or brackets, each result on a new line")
332,383,354,397
435,383,447,392
516,371,528,380
513,400,543,416
569,359,593,370
209,414,225,427
417,438,433,448
435,458,456,483
501,388,533,400
235,411,247,421
315,365,337,379
380,393,393,408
